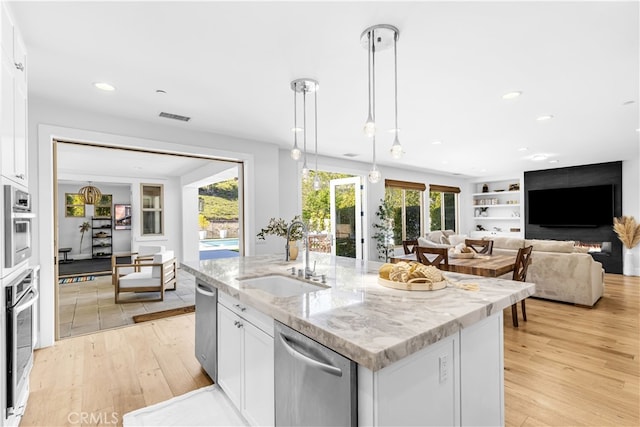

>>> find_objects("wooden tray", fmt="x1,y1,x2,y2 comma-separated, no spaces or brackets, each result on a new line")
450,252,475,259
378,277,447,291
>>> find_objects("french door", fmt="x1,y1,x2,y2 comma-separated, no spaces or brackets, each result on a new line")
329,177,363,259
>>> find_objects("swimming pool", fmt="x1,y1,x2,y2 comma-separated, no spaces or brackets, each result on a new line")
201,238,239,249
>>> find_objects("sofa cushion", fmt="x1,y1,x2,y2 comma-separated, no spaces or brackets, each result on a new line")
425,231,445,244
525,239,575,253
418,237,451,249
486,237,525,250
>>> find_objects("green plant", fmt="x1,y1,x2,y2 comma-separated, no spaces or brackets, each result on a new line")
257,216,304,241
198,214,209,230
79,221,90,253
372,197,395,262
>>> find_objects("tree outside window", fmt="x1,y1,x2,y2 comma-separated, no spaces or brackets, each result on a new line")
65,193,85,217
141,184,163,235
384,180,425,245
429,185,460,232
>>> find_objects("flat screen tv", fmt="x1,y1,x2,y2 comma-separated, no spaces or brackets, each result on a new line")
528,184,614,227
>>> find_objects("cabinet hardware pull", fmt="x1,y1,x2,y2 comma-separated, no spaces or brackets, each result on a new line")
234,320,243,328
15,62,24,71
234,303,246,312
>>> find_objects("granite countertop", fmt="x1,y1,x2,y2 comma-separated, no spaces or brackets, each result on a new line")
182,253,535,371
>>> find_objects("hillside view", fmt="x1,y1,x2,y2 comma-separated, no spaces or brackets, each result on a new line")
199,178,238,220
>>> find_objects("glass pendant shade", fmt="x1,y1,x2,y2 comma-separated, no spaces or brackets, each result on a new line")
313,175,321,191
302,163,310,178
390,135,403,159
368,168,381,183
363,114,376,137
290,146,302,160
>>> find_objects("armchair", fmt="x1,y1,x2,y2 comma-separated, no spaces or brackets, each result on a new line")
113,250,177,304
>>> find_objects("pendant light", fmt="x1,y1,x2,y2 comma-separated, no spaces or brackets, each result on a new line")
361,24,403,174
78,182,102,205
290,78,319,186
312,87,321,191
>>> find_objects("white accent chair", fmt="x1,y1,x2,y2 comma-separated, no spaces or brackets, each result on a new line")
113,250,177,304
111,245,166,277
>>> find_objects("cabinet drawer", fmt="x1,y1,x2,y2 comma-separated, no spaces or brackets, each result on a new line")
218,292,273,337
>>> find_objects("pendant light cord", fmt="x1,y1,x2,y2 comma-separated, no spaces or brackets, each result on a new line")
394,33,398,136
372,29,376,123
293,90,298,147
302,89,307,166
367,32,372,118
314,86,318,172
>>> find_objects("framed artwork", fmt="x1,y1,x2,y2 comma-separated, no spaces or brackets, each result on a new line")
95,194,112,218
65,193,85,217
114,204,132,230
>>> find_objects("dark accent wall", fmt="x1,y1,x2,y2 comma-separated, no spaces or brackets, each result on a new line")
524,161,623,273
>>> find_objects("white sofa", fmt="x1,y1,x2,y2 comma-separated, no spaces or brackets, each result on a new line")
488,237,604,307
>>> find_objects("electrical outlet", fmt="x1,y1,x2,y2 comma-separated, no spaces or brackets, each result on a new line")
439,354,448,383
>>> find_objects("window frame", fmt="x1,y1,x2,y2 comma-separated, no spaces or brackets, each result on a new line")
140,183,164,236
429,184,460,233
385,180,425,245
64,193,85,217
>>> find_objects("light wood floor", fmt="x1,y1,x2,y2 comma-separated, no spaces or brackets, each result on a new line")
21,274,639,426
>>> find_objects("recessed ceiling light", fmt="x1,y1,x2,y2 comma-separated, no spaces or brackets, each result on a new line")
531,154,548,161
502,91,522,100
432,140,442,145
536,115,554,121
93,82,115,91
480,168,487,173
290,127,303,132
549,159,559,164
518,147,528,152
441,160,449,165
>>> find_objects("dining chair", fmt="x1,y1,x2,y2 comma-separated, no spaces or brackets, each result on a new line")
464,239,494,255
402,239,419,255
510,245,533,327
416,247,449,268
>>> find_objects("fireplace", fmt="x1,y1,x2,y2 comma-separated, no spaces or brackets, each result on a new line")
576,241,612,255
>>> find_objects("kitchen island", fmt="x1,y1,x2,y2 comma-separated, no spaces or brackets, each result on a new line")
182,254,535,426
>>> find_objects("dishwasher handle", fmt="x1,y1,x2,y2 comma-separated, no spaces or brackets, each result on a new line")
196,283,216,297
278,333,343,377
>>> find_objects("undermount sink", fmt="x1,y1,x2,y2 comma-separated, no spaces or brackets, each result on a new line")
239,275,328,297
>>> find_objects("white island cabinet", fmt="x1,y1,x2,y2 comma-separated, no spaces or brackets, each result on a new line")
183,254,534,427
217,292,274,427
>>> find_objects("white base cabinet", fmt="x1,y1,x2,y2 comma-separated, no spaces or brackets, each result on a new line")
358,312,503,427
217,294,274,427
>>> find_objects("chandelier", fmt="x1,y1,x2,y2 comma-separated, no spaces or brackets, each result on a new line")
290,78,321,191
361,24,402,183
78,183,102,205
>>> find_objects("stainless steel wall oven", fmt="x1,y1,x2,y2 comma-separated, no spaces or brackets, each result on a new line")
4,185,34,268
5,268,38,417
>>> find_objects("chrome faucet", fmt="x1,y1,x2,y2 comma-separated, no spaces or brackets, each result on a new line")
286,220,314,279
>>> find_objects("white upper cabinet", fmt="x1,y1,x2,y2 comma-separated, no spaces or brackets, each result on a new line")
0,1,28,186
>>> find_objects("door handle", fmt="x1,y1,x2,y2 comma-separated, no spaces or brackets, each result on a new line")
195,284,216,297
278,333,342,377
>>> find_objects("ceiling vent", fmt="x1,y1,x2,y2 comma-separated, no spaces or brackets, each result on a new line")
159,112,191,122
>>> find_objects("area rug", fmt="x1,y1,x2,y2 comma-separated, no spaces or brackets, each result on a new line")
58,275,96,285
132,305,195,323
123,385,246,426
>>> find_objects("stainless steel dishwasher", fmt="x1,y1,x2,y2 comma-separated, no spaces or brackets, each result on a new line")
275,321,357,426
195,280,217,382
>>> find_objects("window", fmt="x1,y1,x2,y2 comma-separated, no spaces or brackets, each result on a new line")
65,193,85,217
429,184,460,232
141,184,163,235
95,194,112,218
385,180,425,245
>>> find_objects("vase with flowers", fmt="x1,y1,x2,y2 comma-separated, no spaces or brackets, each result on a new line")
613,216,640,276
257,216,305,260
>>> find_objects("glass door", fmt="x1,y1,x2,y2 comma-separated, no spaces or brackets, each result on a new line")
329,177,362,259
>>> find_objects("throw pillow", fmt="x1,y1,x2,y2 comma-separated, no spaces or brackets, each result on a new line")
440,235,451,245
426,230,444,243
448,234,467,246
417,237,451,249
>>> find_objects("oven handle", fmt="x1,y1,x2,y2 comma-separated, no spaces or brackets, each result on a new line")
15,287,39,314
